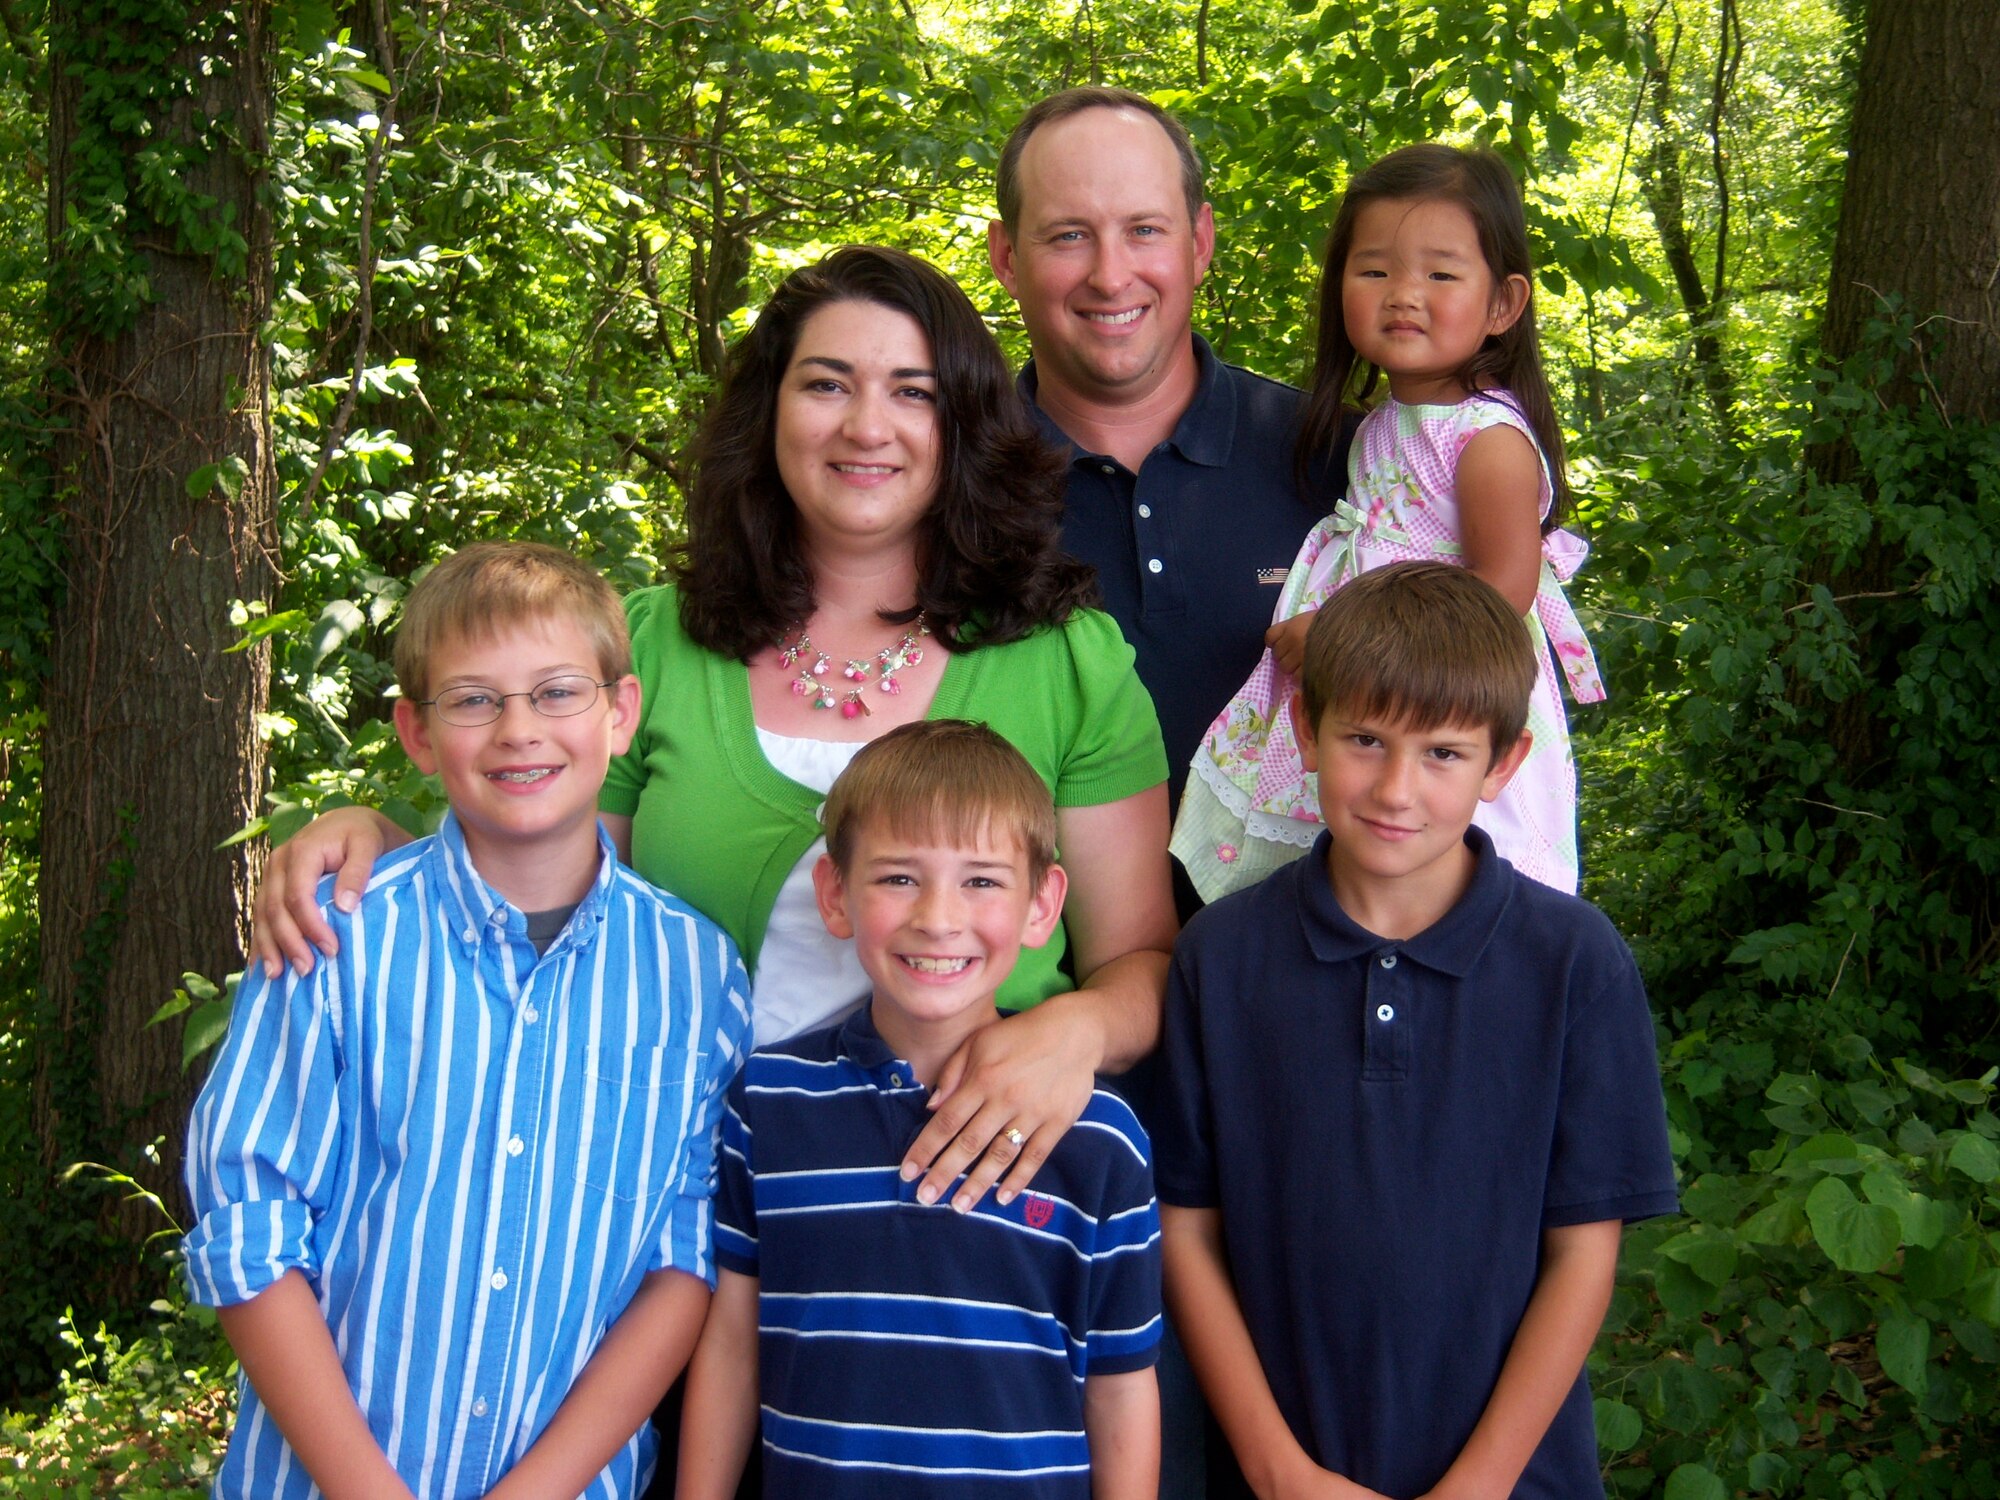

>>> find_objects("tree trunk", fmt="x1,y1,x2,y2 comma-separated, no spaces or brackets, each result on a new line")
1820,0,2000,416
1807,1,1999,776
34,1,277,1226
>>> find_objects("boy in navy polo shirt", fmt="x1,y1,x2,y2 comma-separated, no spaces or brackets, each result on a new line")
1155,562,1677,1500
677,720,1162,1499
184,542,751,1498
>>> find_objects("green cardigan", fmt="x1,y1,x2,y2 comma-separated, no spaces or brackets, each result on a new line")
601,586,1168,1010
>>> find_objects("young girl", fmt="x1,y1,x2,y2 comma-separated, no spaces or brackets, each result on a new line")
1172,143,1605,899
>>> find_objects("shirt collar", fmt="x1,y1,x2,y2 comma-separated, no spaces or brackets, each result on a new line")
1017,333,1236,471
836,1003,997,1095
425,811,619,952
1292,825,1515,976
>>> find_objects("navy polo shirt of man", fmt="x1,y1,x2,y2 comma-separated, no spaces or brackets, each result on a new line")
1154,827,1679,1499
1027,334,1353,805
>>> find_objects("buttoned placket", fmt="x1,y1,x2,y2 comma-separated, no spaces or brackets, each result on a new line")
1361,946,1411,1081
460,917,559,1471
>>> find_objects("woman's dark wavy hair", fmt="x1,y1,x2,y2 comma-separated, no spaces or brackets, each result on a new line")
1296,144,1570,528
674,245,1097,659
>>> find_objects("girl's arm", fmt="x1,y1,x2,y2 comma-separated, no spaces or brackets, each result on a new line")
1453,424,1545,616
900,785,1177,1213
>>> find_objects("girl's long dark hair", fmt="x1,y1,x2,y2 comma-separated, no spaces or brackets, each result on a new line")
1296,145,1570,528
674,245,1097,659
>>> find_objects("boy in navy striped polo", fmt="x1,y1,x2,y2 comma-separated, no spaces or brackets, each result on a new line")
678,720,1162,1499
1155,564,1678,1500
183,542,751,1499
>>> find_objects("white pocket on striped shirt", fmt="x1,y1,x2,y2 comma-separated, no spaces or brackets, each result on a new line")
571,1044,696,1206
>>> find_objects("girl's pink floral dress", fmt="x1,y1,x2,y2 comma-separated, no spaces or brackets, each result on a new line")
1171,391,1606,899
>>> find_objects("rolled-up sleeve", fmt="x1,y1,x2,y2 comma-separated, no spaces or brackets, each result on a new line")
181,955,345,1307
650,929,752,1283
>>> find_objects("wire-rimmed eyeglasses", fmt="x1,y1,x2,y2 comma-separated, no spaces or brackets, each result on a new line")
417,675,617,728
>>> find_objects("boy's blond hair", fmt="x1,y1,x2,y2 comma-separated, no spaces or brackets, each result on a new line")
822,720,1058,884
394,541,630,702
1299,562,1536,759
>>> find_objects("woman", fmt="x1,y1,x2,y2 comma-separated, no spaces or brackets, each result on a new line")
251,245,1177,1211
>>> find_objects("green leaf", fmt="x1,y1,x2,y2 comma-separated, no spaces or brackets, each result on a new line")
1655,1253,1716,1318
1965,1269,2000,1327
1947,1131,2000,1183
1861,1167,1948,1250
1740,1195,1806,1245
1746,1452,1790,1492
1903,1237,1976,1301
181,997,234,1070
1663,1463,1726,1500
1805,1176,1899,1272
225,608,310,653
1594,1397,1641,1453
1876,1309,1929,1397
307,599,368,667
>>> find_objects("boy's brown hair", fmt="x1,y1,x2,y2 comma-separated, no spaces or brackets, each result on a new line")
394,541,631,702
821,720,1059,884
1298,562,1536,760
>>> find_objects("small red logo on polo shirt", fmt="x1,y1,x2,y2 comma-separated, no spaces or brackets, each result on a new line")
1024,1194,1054,1229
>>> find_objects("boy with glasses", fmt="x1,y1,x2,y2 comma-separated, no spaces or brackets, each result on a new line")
183,541,750,1499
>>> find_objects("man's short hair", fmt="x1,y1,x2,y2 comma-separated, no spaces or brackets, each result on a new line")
822,720,1059,885
394,541,631,703
1298,563,1536,760
996,87,1206,232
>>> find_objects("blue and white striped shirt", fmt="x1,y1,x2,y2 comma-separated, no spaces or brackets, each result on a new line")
183,813,751,1499
716,1007,1161,1498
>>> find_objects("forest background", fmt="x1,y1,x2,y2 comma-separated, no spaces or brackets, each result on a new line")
0,0,1996,1494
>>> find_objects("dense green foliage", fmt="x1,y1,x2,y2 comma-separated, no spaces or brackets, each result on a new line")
3,0,1996,1493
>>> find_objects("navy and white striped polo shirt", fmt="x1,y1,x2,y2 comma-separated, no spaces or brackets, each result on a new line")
716,1005,1162,1498
184,812,751,1498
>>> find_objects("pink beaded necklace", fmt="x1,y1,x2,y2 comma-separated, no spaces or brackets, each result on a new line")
776,614,930,718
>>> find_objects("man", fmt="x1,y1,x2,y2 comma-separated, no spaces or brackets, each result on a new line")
989,90,1358,1500
989,88,1356,812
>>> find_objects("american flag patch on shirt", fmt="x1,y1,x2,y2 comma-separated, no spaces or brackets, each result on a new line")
1258,567,1290,586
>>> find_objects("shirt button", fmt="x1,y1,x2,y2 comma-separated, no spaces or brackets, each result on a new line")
888,1072,902,1086
462,929,476,943
490,1270,508,1291
1379,953,1398,969
1099,463,1116,476
1376,1003,1395,1022
1148,558,1164,574
523,1006,539,1025
1137,504,1152,519
471,1397,487,1417
507,1137,524,1157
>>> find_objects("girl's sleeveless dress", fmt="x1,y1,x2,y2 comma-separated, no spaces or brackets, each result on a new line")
1171,391,1606,899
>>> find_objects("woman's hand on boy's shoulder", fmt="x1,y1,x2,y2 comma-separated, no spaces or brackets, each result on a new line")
250,806,399,979
899,997,1101,1214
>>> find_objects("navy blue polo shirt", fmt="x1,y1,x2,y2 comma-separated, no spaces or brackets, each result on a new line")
1154,829,1678,1499
1026,338,1353,801
715,1006,1162,1499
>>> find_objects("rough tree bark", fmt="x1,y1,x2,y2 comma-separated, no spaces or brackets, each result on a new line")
33,1,277,1220
1807,1,1999,777
1819,0,2000,418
